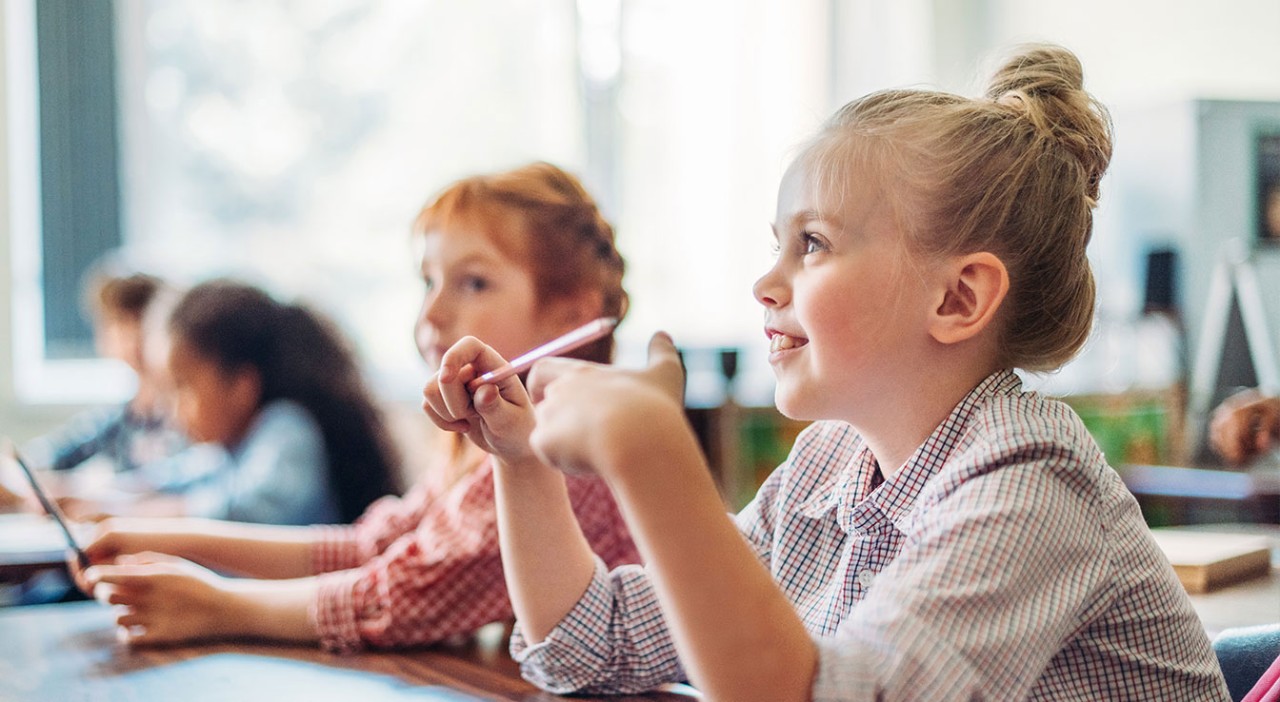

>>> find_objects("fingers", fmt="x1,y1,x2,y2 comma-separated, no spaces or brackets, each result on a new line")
642,331,686,403
84,564,157,589
422,336,514,429
1210,401,1276,466
84,555,193,593
1209,408,1246,465
469,382,526,432
113,612,173,647
526,357,586,404
83,518,121,560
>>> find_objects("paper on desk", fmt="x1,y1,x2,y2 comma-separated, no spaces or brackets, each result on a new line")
0,513,83,553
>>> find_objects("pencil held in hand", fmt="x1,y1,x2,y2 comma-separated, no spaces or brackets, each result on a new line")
467,317,618,391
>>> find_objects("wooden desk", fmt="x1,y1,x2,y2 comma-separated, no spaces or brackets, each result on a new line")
0,513,71,583
0,601,698,701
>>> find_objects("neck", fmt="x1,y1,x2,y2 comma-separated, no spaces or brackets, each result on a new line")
852,357,998,478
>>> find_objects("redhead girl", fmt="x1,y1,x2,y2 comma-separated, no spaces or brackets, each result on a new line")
79,163,638,650
425,47,1230,700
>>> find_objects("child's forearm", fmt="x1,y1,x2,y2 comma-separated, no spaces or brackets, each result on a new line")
225,577,322,644
140,519,317,579
493,457,598,643
606,423,816,702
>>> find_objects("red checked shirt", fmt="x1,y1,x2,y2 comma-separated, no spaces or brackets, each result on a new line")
511,371,1231,701
308,458,639,652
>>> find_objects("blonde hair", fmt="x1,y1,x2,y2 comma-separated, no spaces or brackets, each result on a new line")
804,44,1112,371
413,162,627,363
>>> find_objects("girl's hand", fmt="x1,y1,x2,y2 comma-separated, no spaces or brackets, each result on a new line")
83,552,240,646
83,517,177,562
421,336,539,467
1209,390,1280,466
526,332,686,478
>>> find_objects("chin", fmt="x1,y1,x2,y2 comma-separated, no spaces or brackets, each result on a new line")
773,387,820,422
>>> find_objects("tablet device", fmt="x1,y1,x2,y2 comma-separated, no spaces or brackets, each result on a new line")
6,445,91,569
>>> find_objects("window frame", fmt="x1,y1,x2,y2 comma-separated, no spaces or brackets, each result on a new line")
5,0,134,406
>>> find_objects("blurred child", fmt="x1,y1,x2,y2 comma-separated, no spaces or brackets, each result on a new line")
22,271,186,476
425,47,1231,700
79,163,638,651
136,279,403,525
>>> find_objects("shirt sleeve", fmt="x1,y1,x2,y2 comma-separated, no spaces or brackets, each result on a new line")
811,452,1112,702
308,469,511,653
509,470,789,695
22,404,127,472
310,484,437,574
185,402,339,525
510,559,686,695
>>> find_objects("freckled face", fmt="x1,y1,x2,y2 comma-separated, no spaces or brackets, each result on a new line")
414,227,563,371
752,161,937,424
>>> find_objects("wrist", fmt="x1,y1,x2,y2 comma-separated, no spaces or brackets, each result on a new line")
226,579,320,643
596,398,700,487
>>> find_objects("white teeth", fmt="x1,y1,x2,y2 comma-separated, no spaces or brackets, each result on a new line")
770,333,801,353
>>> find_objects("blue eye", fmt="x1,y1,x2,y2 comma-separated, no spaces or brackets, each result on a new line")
422,275,435,293
801,232,826,255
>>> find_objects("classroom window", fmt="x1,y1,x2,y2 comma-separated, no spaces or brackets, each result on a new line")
8,0,834,405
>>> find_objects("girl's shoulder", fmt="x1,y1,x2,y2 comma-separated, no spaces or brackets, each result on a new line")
930,389,1112,506
246,399,325,443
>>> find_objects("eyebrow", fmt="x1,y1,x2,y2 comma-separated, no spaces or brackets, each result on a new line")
771,209,841,235
420,253,499,271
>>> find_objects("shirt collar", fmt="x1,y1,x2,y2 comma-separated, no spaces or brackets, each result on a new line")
819,370,1023,533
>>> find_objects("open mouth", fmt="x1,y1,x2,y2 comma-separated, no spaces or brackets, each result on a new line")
769,332,808,354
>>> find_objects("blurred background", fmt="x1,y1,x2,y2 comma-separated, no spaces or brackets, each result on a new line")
2,0,1279,514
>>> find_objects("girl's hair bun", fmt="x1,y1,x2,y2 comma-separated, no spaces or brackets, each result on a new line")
985,44,1112,204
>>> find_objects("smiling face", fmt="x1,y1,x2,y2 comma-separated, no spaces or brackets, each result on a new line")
414,225,567,371
753,157,940,424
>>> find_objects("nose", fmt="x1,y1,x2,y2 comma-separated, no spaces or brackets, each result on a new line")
415,291,447,356
419,287,450,327
753,262,788,308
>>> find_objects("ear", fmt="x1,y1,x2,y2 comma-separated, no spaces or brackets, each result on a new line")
928,252,1009,345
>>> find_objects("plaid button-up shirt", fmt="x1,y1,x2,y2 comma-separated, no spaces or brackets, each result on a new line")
512,370,1230,701
307,459,639,653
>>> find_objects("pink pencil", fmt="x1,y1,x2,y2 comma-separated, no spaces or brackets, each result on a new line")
466,317,618,391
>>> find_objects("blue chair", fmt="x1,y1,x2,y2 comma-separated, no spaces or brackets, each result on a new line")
1214,623,1280,701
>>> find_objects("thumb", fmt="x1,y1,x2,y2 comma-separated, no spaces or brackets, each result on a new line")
472,383,528,430
643,332,685,404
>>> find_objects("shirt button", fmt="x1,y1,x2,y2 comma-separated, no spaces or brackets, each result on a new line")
858,570,875,587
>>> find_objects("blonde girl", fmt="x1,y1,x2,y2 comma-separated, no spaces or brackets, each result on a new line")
424,46,1230,700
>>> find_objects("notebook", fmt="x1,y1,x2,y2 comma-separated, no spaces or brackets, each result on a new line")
1150,528,1273,594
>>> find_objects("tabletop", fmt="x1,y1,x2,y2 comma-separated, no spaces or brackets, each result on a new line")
0,601,699,702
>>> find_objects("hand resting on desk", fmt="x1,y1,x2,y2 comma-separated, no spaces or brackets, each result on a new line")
72,543,319,647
